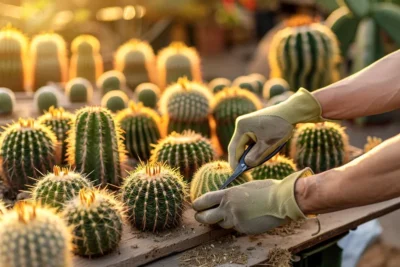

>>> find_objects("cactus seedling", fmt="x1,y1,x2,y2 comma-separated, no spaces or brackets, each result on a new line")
34,86,60,114
208,78,231,94
101,90,129,113
96,70,126,95
63,188,124,256
121,162,187,232
65,77,93,104
263,78,290,100
232,76,261,97
0,87,16,115
135,83,160,109
251,155,297,181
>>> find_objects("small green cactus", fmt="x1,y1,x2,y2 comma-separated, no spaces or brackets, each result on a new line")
67,107,127,187
32,166,91,211
101,90,129,113
208,78,231,94
34,86,60,114
251,155,297,180
0,202,72,267
0,119,57,192
291,122,349,173
263,78,290,100
0,87,16,115
249,73,266,95
63,188,124,256
96,70,126,95
121,162,187,232
190,161,252,202
65,77,93,104
135,83,160,109
116,102,162,161
232,75,261,97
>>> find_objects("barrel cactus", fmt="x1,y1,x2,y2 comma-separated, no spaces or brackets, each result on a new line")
96,70,126,95
190,161,252,202
150,130,215,182
251,155,297,181
0,25,28,92
101,90,129,113
208,78,231,94
135,83,160,109
121,162,187,232
0,87,16,115
69,35,103,83
0,119,57,192
159,77,213,137
232,75,261,97
212,87,262,153
30,33,68,91
116,102,162,161
114,39,156,91
34,86,60,114
64,188,124,256
65,77,93,104
269,15,341,92
0,202,72,267
263,78,290,100
290,122,349,173
157,42,202,89
67,107,126,187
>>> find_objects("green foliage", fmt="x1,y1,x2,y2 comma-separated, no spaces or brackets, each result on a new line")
251,155,297,180
0,87,15,115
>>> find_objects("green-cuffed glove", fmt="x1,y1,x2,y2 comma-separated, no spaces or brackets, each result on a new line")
192,168,313,235
228,88,324,170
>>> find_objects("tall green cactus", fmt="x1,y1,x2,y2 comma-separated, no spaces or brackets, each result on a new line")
0,119,57,192
101,90,129,113
251,155,297,180
0,202,72,267
135,83,160,109
96,70,126,95
208,77,231,94
34,86,60,114
121,162,187,232
65,77,93,104
0,87,16,115
67,107,127,187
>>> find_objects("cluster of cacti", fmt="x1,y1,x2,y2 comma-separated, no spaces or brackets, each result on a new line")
160,77,213,137
0,87,16,115
232,75,262,97
69,35,103,83
151,131,215,182
364,136,383,153
101,90,129,113
121,162,187,232
34,85,60,114
96,70,126,95
290,122,349,173
208,77,231,94
32,166,91,211
263,78,290,100
269,15,341,92
0,119,57,192
114,39,156,91
30,33,68,91
67,107,126,187
190,161,252,202
157,42,202,89
0,202,72,267
135,83,160,109
65,77,93,103
251,155,297,180
63,188,124,256
116,102,162,161
212,87,261,153
0,25,28,92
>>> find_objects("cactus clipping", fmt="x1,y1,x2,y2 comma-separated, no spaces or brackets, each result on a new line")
65,77,93,103
263,78,290,100
159,77,213,137
212,87,262,153
63,188,124,256
364,136,382,153
116,102,162,161
150,130,215,182
0,119,57,192
0,202,72,267
208,77,231,94
69,35,103,83
67,107,127,187
101,90,129,113
121,162,187,232
190,161,252,202
135,83,161,109
33,85,60,114
114,39,156,91
157,42,202,89
96,70,126,95
0,24,28,92
269,15,341,92
0,87,16,115
290,122,349,173
232,75,262,97
251,155,297,180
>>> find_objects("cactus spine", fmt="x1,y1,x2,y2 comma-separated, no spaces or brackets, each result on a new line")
251,155,297,180
150,131,215,182
232,76,261,97
114,39,156,91
212,87,262,153
0,87,16,115
101,90,129,113
69,35,103,83
157,42,202,89
0,25,28,92
190,161,252,202
269,16,341,92
0,202,72,267
116,102,162,161
290,122,349,173
65,77,93,103
160,77,213,137
263,78,290,100
96,70,126,95
208,78,231,94
135,83,160,109
0,119,57,192
67,107,126,187
121,162,187,232
64,188,124,256
34,86,60,114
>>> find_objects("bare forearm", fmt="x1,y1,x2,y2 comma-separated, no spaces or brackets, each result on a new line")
312,50,400,120
296,134,400,214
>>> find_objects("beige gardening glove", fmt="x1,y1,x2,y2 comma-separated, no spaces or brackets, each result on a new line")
228,88,324,170
192,168,313,235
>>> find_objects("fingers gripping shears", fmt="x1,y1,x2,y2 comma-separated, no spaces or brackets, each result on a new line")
219,142,287,190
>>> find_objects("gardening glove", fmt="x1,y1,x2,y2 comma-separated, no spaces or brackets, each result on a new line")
228,88,324,170
192,168,313,235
